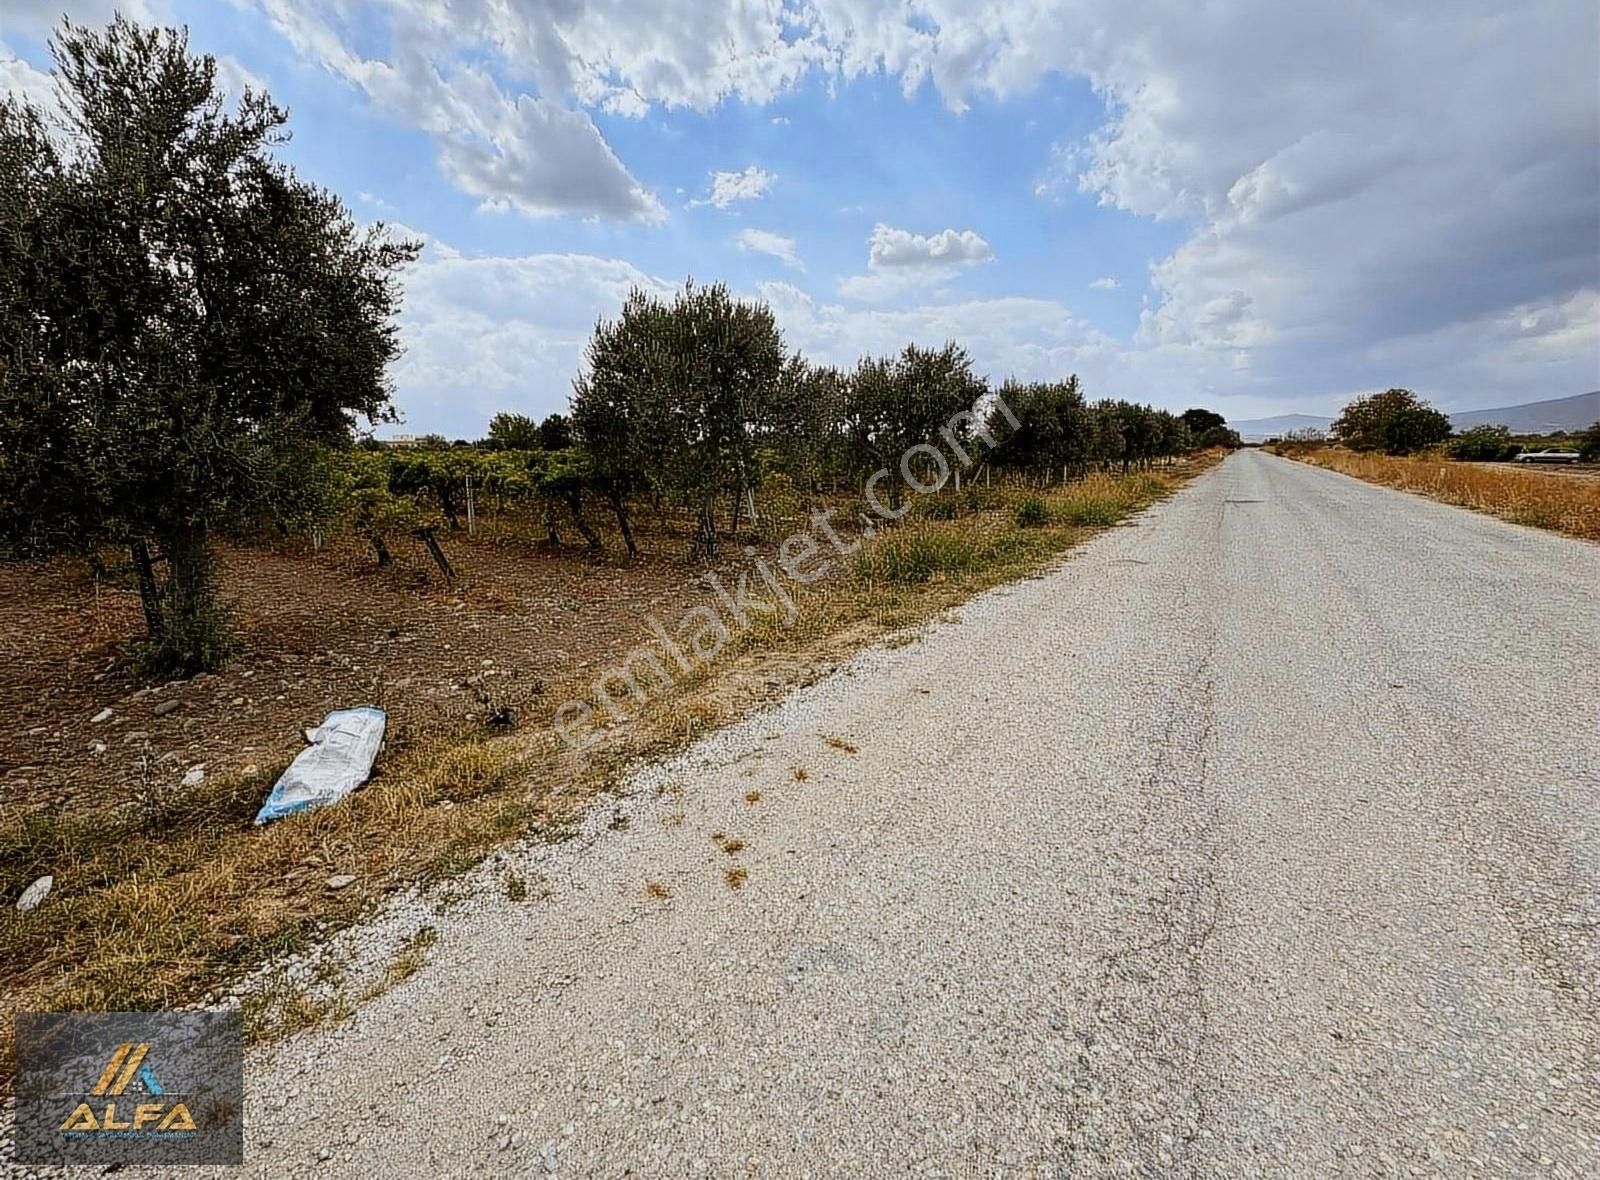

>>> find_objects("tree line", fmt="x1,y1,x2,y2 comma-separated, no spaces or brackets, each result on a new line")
0,16,1230,677
1283,388,1600,461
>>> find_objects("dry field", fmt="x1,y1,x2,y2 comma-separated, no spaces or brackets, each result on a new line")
0,460,1215,1075
1275,447,1600,540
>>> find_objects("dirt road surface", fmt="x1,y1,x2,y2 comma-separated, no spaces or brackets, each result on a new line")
73,451,1600,1176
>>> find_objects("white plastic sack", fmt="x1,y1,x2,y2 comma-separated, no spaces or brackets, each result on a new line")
254,707,387,824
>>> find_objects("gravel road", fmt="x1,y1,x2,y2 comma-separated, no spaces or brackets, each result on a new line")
72,452,1600,1176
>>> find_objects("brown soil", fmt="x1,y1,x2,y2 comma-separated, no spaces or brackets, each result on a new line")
0,527,723,817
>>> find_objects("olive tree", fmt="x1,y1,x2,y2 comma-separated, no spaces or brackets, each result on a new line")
0,17,416,673
573,281,784,557
842,343,988,506
1332,388,1451,455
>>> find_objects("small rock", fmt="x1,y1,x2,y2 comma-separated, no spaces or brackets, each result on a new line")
242,764,260,778
232,697,245,706
182,765,206,787
16,875,53,913
90,708,113,724
326,874,357,891
153,700,181,717
88,741,107,755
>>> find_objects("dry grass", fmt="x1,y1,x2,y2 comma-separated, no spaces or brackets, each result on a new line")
239,925,438,1045
0,456,1214,1085
724,865,749,890
791,766,809,782
823,735,858,754
1284,448,1600,539
644,880,671,900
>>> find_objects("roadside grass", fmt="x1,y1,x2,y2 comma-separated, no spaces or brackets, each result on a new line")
1278,447,1600,540
0,456,1214,1079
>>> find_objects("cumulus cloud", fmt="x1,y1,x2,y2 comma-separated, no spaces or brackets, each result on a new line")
247,0,663,222
431,89,665,221
691,166,776,209
1089,276,1120,291
208,0,1599,407
837,223,993,301
0,45,58,117
1028,0,1600,400
388,244,1128,430
866,224,993,269
389,243,675,435
736,228,803,270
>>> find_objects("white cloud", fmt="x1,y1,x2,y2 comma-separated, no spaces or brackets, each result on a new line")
430,88,665,222
212,53,267,104
232,0,1596,407
1,45,58,118
866,224,993,269
1089,276,1120,290
248,0,663,222
389,243,675,434
691,165,776,209
837,223,993,301
4,0,160,38
736,228,803,270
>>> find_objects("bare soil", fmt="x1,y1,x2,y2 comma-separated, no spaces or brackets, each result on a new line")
0,526,721,817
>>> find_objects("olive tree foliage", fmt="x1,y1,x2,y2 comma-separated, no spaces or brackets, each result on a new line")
1179,407,1226,436
572,281,784,557
987,378,1092,480
841,343,988,506
1579,421,1600,462
0,17,418,674
536,412,573,451
986,384,1194,479
483,412,541,451
1445,424,1519,461
1180,407,1241,449
1331,388,1451,455
764,357,848,491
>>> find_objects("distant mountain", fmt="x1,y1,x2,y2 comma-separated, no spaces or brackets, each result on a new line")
1230,413,1333,443
1446,391,1599,434
1230,391,1600,442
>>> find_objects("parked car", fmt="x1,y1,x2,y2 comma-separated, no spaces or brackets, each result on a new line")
1512,449,1581,464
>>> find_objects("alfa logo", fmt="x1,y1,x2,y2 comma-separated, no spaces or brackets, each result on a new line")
59,1043,197,1135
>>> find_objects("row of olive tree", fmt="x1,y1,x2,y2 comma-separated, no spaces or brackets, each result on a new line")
980,379,1222,483
567,283,1207,557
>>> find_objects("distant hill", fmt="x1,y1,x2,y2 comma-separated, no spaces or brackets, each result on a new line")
1231,413,1333,442
1446,391,1599,434
1231,391,1599,442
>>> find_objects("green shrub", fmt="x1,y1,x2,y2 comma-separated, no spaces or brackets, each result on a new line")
1056,493,1125,527
1446,424,1519,462
1579,421,1600,462
1014,496,1050,528
854,528,979,584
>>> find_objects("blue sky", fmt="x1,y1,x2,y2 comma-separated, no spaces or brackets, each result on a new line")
5,0,1597,437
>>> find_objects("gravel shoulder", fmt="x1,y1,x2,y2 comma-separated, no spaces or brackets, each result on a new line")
21,451,1600,1178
